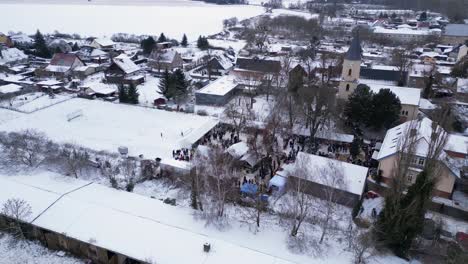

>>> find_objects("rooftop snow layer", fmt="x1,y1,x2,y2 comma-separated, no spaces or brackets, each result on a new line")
281,152,368,196
361,79,421,106
0,83,22,94
0,172,297,264
196,75,239,96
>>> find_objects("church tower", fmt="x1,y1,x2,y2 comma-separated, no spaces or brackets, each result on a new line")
338,35,362,100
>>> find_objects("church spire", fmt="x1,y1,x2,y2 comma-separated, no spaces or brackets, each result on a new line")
345,34,362,61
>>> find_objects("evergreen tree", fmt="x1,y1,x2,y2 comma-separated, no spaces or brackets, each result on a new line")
173,69,188,94
127,85,139,104
34,30,51,58
344,84,373,126
419,11,428,21
118,85,128,103
158,33,167,43
350,137,360,159
72,42,80,51
158,69,175,99
181,34,188,47
141,36,156,55
197,36,209,50
368,89,401,130
375,170,435,258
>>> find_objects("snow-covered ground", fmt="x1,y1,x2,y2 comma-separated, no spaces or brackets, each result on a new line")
137,75,162,107
0,92,74,113
0,98,219,159
0,232,83,264
0,1,264,40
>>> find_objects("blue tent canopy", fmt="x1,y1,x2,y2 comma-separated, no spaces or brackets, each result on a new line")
241,183,258,195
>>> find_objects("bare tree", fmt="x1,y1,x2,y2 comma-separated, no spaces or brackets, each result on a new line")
0,130,56,167
224,96,255,138
119,158,138,192
100,159,120,189
391,46,414,86
349,231,375,264
317,162,346,243
194,146,239,226
282,159,315,237
296,84,336,152
61,144,90,178
1,198,32,240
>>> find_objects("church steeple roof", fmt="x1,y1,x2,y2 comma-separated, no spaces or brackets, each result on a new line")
345,34,362,61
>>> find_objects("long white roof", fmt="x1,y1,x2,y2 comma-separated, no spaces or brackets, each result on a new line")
361,79,421,106
281,152,368,196
196,75,239,96
0,172,296,264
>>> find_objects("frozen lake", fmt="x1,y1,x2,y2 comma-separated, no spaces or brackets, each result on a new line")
0,0,264,40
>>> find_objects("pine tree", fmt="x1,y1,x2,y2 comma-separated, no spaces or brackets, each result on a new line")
344,84,373,126
173,69,188,94
368,89,401,130
118,85,128,103
375,170,435,258
181,34,188,47
158,69,175,99
197,36,209,50
127,85,139,104
72,42,79,51
350,138,360,159
34,30,51,58
141,36,156,55
158,33,167,43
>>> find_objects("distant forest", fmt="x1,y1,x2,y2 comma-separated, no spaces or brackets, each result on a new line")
194,0,247,4
383,0,468,22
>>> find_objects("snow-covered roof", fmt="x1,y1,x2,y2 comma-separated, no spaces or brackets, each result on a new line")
0,48,28,65
82,82,117,95
93,38,115,47
361,79,421,106
0,84,22,94
196,75,239,96
113,54,140,74
9,34,34,44
281,152,368,196
45,65,71,73
37,80,63,86
373,26,434,35
457,78,468,94
377,117,466,177
0,172,296,264
419,98,436,110
226,141,249,158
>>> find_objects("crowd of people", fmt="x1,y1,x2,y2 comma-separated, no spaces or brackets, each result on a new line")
172,148,193,161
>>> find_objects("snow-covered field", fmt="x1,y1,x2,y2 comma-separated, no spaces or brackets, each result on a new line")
0,232,83,264
0,92,74,113
0,1,264,40
0,98,219,159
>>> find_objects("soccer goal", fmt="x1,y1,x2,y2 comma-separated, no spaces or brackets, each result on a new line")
67,109,83,122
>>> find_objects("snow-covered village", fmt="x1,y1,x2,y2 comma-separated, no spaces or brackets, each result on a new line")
0,0,467,263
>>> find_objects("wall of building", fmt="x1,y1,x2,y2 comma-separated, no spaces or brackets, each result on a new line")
338,59,361,100
0,215,143,264
377,154,455,198
288,176,362,207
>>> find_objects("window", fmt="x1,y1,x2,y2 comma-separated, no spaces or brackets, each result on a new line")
418,158,425,166
348,69,352,76
346,84,350,91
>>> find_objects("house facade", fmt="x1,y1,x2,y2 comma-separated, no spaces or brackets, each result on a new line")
376,117,465,199
149,50,184,72
43,53,85,79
